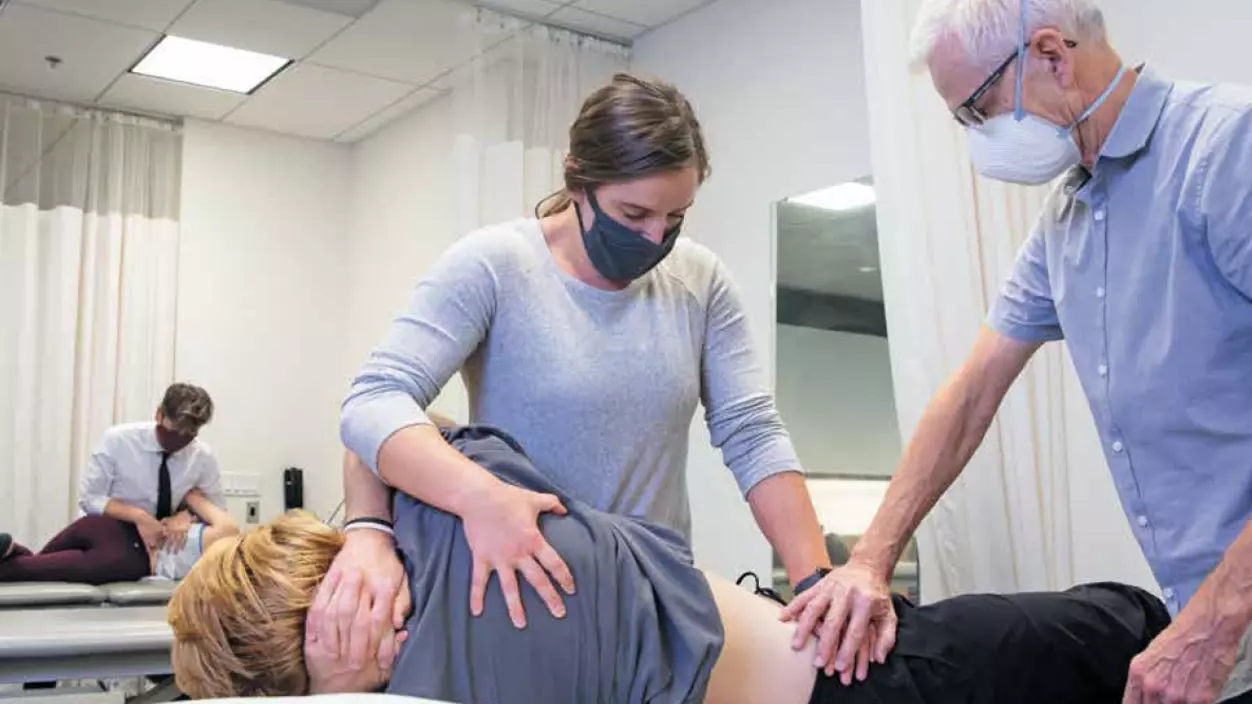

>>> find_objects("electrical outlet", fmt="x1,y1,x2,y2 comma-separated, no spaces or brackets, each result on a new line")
246,500,260,524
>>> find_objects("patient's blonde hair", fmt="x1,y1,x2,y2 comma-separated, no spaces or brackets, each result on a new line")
167,511,343,698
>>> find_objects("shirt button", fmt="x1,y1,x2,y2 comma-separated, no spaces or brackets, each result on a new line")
1137,515,1149,527
1163,587,1175,600
1112,440,1124,453
1098,364,1108,377
1096,287,1105,299
1094,209,1106,222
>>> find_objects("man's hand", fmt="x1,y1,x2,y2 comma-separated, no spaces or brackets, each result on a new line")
780,560,898,683
461,481,576,629
135,514,166,551
162,511,193,552
308,528,412,674
1122,604,1242,704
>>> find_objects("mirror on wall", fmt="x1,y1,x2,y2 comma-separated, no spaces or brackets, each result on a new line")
771,177,919,600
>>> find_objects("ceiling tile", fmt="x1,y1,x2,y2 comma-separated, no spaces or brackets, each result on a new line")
571,0,709,28
308,0,479,85
168,0,352,59
99,73,246,120
472,0,563,21
0,3,157,103
335,86,442,143
547,6,645,41
225,62,412,140
274,0,381,19
15,0,193,32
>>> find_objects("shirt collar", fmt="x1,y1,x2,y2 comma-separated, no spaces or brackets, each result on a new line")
1099,63,1173,161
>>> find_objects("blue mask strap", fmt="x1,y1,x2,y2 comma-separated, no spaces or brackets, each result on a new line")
1013,0,1028,121
1061,63,1128,135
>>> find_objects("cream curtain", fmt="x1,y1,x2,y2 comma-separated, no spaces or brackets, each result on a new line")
451,9,629,234
859,0,1156,601
0,95,182,547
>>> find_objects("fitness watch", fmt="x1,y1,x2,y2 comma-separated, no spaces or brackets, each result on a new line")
792,566,832,596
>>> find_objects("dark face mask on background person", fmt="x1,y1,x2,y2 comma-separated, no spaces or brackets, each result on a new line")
156,424,195,454
575,188,683,283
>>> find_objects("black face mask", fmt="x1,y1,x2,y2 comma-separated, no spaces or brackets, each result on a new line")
575,189,682,283
155,424,195,454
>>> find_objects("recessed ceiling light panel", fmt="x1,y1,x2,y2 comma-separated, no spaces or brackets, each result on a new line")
131,36,291,94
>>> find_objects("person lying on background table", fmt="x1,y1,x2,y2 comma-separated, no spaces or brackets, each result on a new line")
168,424,1170,703
0,383,223,584
0,488,239,583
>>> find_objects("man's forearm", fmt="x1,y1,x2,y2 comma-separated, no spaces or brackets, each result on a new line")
343,451,393,522
852,375,997,577
103,498,150,525
1181,518,1252,642
748,472,831,584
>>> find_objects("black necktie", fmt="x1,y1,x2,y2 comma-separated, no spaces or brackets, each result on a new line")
156,452,172,520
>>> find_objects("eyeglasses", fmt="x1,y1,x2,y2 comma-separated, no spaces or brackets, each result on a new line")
952,39,1077,128
953,52,1018,128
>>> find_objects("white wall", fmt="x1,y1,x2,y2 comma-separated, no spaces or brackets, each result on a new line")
776,325,900,478
1100,1,1252,86
344,94,470,420
633,0,871,579
177,120,351,523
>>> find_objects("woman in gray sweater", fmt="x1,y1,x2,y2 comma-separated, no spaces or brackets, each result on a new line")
169,425,1168,703
325,73,860,679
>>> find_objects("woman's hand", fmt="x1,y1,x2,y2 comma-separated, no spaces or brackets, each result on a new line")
308,529,412,673
461,481,577,628
306,594,409,694
780,560,898,683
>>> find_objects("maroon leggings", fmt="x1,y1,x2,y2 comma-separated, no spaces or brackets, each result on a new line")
0,515,150,585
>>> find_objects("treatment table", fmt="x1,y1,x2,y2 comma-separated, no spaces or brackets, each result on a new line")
0,581,178,686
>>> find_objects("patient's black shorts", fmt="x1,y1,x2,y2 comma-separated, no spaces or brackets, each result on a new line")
808,582,1170,704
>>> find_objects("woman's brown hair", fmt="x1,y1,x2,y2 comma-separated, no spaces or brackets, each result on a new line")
167,511,343,698
536,73,711,218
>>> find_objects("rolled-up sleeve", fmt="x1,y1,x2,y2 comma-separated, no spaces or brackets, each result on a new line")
341,233,498,473
1199,110,1252,300
700,260,802,496
78,442,116,516
987,224,1065,343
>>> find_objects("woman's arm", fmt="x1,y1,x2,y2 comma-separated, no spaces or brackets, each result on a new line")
698,259,829,584
182,488,240,546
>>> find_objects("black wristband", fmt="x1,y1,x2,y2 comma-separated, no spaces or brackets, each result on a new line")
793,567,832,596
343,516,393,529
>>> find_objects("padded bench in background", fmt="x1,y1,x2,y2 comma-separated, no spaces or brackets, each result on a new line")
100,581,178,606
0,583,106,609
0,581,178,610
0,605,172,683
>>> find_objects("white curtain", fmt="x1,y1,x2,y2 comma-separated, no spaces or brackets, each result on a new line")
0,95,182,547
451,9,629,235
859,1,1154,602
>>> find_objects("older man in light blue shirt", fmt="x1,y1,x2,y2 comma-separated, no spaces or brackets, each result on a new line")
781,1,1252,703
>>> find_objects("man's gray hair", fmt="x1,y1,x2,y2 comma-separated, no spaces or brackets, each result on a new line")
909,0,1107,71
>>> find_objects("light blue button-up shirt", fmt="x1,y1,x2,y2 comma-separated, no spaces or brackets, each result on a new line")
989,66,1252,615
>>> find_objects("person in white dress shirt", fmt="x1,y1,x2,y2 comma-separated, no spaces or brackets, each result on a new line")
0,383,225,584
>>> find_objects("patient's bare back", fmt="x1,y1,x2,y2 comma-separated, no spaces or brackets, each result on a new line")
704,571,817,704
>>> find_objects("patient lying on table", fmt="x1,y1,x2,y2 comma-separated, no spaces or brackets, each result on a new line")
0,488,238,584
168,425,1169,703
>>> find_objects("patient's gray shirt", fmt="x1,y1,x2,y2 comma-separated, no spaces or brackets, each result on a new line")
387,426,724,704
